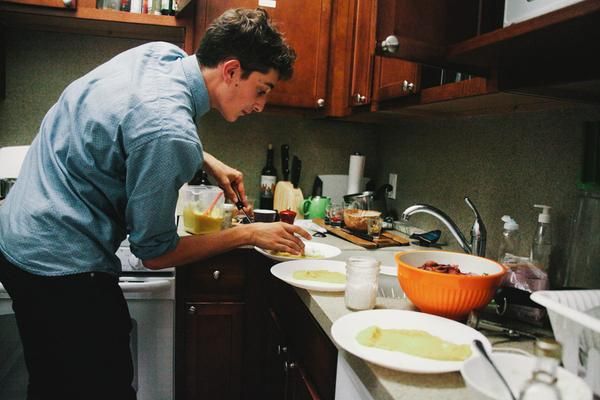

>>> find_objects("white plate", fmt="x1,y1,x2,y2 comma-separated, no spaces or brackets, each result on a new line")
270,260,347,292
331,309,492,373
255,241,341,262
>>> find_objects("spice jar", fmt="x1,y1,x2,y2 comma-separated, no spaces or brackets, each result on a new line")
345,257,380,311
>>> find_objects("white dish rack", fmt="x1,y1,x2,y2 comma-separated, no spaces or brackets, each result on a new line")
530,290,600,396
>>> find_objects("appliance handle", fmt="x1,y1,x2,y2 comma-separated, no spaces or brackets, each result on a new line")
119,279,172,293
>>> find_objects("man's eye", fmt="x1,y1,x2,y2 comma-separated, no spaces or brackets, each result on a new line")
258,90,267,96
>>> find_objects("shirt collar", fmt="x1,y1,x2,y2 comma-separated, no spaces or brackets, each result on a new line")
181,55,210,120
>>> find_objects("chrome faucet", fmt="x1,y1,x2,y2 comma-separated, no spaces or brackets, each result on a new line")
400,197,487,257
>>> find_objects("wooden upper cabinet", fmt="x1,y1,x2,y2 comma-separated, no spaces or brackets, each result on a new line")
375,0,600,93
194,0,333,111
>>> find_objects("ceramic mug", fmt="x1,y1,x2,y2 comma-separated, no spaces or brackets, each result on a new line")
254,209,278,223
301,196,331,219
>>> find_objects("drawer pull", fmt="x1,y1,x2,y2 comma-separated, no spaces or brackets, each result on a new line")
213,270,221,280
187,305,196,314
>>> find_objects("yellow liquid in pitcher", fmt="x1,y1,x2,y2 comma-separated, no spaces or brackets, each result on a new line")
183,207,224,235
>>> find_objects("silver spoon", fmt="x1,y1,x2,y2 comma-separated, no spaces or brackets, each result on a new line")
473,339,517,400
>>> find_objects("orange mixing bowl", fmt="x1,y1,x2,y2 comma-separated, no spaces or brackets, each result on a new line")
395,250,507,320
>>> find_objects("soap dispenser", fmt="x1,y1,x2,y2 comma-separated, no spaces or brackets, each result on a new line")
497,215,520,265
530,204,552,272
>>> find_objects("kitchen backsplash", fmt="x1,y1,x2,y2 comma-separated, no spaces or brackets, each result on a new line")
1,28,599,287
374,105,600,287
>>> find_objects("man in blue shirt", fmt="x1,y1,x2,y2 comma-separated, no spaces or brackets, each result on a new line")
0,8,309,399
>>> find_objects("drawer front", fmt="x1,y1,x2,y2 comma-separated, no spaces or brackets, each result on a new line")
182,252,248,301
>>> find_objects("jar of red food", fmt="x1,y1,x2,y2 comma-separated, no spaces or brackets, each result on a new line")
279,209,297,224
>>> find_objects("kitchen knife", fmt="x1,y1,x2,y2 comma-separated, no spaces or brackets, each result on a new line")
232,186,252,224
281,144,290,181
291,156,301,188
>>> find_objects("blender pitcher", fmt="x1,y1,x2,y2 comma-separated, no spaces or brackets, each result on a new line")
182,185,225,235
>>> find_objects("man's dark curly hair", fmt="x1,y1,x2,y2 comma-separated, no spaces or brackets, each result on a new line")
196,8,296,81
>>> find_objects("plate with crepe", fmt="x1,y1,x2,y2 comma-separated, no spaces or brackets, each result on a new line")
270,260,346,292
331,309,491,373
255,241,341,262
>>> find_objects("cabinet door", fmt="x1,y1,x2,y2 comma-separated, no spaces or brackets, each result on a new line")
183,302,244,400
263,309,287,400
371,56,420,110
194,0,333,110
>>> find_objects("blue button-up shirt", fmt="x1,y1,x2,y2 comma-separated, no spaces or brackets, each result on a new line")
0,42,209,276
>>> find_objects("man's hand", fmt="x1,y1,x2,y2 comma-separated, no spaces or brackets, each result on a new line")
203,152,247,206
246,222,312,255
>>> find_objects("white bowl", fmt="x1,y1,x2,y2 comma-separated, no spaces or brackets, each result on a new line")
460,352,592,400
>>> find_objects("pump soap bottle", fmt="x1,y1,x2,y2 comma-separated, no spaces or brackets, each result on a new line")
497,215,520,265
530,204,552,273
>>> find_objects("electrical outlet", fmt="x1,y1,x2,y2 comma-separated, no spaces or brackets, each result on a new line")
388,173,397,199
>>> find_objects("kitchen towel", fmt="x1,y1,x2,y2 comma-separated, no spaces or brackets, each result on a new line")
347,153,365,195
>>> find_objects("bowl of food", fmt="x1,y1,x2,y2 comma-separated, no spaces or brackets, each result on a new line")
395,250,507,320
343,208,381,231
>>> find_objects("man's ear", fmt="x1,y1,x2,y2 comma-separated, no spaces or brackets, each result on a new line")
222,59,242,84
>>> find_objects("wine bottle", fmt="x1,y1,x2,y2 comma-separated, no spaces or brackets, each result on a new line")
260,144,277,210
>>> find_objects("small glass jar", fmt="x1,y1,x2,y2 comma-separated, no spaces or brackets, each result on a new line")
345,257,380,311
519,338,562,400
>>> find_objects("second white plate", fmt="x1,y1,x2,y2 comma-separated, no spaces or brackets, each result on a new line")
270,260,347,292
331,309,492,373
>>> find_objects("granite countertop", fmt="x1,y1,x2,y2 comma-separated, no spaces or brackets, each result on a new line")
179,220,536,399
293,231,536,400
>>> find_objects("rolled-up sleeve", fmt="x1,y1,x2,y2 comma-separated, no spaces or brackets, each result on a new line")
125,134,202,260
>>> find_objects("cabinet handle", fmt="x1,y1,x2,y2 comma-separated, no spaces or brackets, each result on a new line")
277,345,288,355
63,0,74,7
381,35,399,54
283,361,297,372
402,80,416,93
213,270,220,280
316,98,325,108
187,305,196,314
354,93,367,104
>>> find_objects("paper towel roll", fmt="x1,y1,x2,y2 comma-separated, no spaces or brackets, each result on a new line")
346,154,365,194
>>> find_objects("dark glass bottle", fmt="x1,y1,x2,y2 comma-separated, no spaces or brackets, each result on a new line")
260,144,277,210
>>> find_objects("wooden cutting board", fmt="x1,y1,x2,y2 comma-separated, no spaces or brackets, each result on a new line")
313,219,409,249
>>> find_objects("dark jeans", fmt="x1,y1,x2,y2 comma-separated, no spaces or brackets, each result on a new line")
0,252,136,400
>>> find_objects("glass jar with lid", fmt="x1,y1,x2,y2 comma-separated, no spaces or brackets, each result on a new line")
345,257,380,311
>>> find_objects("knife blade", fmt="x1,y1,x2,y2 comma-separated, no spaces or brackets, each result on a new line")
281,144,289,181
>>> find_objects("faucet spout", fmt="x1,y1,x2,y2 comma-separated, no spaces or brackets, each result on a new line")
400,197,486,257
401,204,472,254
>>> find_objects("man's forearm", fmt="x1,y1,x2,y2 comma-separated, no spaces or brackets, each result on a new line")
142,225,253,269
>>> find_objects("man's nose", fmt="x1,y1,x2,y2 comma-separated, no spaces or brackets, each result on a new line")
253,97,267,113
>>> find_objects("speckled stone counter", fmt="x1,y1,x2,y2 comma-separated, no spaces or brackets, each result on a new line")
293,233,536,400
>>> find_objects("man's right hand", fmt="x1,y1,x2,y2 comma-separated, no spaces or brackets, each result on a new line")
245,222,312,255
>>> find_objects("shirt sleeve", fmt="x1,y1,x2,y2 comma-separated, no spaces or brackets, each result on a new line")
125,134,203,260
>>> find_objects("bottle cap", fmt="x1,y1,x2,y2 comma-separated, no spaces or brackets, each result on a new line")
501,215,519,230
534,204,551,223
